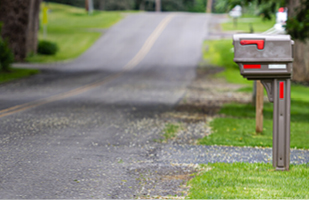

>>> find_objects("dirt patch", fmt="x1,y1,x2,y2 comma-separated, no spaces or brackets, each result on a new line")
131,164,197,199
176,66,251,113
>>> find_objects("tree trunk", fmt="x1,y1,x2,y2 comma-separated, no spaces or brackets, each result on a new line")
292,39,309,82
27,0,41,56
85,0,89,11
155,0,161,12
206,0,212,13
139,0,145,11
0,0,41,62
288,0,309,82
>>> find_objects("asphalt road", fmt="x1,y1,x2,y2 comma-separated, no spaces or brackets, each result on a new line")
0,12,210,198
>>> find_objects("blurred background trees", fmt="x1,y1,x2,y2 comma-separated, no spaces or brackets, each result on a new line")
48,0,210,12
0,0,309,83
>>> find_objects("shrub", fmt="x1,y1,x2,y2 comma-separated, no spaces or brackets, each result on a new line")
0,23,14,72
38,40,59,55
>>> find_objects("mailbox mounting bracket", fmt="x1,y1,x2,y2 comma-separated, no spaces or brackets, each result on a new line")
261,80,274,103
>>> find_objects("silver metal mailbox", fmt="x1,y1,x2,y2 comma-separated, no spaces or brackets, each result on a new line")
233,34,293,79
233,34,294,171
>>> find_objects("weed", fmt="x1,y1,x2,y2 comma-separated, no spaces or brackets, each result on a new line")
162,123,181,141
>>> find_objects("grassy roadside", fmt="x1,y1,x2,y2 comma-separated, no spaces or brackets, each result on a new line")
0,68,39,84
188,163,309,199
26,3,126,63
189,15,309,199
221,14,276,33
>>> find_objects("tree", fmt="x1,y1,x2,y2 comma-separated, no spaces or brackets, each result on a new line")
0,0,42,61
134,0,145,10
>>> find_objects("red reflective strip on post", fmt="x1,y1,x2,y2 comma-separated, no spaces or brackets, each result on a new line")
240,40,265,50
243,64,261,69
279,82,284,99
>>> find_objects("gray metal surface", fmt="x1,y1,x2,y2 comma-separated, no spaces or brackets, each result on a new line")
233,34,293,80
233,34,294,171
233,34,293,62
272,79,291,170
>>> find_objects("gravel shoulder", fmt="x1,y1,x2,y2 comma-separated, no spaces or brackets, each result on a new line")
132,65,309,198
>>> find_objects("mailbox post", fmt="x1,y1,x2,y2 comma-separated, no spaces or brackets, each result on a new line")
233,34,294,171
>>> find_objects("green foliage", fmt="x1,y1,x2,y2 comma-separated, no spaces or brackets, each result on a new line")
227,0,285,20
161,0,185,12
214,0,230,13
188,163,309,199
48,0,207,13
100,0,135,11
142,0,207,12
38,40,59,55
0,36,14,72
286,0,309,41
185,0,207,12
47,0,85,8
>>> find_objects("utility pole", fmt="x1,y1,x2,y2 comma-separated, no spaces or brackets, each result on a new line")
156,0,161,12
88,0,93,15
85,0,93,15
206,0,212,13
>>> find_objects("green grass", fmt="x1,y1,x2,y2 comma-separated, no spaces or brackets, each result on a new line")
201,39,309,149
26,3,124,63
200,115,309,149
202,40,251,85
203,94,309,149
0,68,39,84
162,123,181,141
221,14,276,33
188,163,309,199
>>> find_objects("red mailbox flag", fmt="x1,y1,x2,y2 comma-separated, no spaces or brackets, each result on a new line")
240,40,265,50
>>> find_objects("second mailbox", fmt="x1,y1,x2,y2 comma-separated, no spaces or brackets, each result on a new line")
233,34,293,80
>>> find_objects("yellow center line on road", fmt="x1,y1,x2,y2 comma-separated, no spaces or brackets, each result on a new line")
0,14,176,119
123,14,175,71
